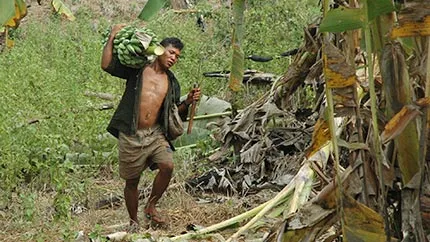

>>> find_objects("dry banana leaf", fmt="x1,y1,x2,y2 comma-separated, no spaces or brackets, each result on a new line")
381,43,420,184
381,105,421,144
323,42,357,88
390,4,430,38
305,118,330,159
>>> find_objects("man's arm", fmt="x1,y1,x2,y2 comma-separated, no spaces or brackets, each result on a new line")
177,87,201,120
101,24,137,79
101,24,125,70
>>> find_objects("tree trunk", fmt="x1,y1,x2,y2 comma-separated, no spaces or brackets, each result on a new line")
170,0,189,10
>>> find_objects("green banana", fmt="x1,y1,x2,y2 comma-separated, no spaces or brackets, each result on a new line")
126,44,137,55
130,38,141,45
132,44,143,54
102,25,161,68
118,43,126,50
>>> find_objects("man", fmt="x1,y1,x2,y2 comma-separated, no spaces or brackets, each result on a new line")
101,24,200,229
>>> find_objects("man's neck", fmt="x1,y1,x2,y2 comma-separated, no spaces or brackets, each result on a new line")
149,61,167,74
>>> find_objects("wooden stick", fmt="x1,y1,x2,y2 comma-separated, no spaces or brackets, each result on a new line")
187,83,199,134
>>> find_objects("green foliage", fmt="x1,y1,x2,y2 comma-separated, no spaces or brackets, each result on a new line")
88,224,107,241
0,14,115,217
20,192,36,221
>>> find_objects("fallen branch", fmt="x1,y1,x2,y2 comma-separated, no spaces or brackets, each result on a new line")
226,163,313,242
172,9,199,14
170,200,270,241
84,91,115,101
171,163,315,241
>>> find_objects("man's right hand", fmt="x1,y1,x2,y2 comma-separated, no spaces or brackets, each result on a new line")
110,23,127,38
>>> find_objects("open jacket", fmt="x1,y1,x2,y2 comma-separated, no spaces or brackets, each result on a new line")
103,57,188,146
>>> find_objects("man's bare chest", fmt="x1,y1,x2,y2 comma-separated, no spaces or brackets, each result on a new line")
141,69,169,98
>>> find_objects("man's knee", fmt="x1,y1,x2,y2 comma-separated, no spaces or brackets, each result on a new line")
158,161,174,173
125,177,140,189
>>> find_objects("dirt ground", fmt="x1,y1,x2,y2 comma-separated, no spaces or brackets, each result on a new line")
0,170,275,241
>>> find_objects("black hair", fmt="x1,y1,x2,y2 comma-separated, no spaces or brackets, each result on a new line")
160,37,184,50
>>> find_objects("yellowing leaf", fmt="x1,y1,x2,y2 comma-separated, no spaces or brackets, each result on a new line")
51,0,75,21
381,105,421,144
5,0,27,28
305,118,330,159
391,9,430,38
323,42,357,88
343,194,387,242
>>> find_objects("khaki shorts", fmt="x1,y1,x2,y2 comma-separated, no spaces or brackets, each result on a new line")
118,126,173,180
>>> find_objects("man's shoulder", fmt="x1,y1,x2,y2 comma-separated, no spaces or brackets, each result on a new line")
166,69,177,79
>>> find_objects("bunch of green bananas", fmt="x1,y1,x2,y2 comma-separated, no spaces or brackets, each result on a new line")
102,25,164,68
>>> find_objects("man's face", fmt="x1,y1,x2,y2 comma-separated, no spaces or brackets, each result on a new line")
160,45,181,69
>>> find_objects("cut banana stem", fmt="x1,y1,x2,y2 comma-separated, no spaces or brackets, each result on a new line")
145,45,165,56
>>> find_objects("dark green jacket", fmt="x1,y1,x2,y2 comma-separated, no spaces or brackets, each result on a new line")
103,57,188,143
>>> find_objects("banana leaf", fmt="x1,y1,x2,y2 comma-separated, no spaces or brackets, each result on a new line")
0,0,15,27
138,0,168,21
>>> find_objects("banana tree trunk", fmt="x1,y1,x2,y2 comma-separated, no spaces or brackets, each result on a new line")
380,42,424,241
170,0,189,9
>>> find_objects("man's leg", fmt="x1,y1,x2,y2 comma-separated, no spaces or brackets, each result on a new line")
144,161,174,220
124,177,140,225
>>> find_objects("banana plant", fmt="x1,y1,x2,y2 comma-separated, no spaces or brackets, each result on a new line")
226,0,245,115
295,0,428,240
228,0,245,93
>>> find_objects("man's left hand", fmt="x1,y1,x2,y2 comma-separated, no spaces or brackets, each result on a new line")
185,88,201,105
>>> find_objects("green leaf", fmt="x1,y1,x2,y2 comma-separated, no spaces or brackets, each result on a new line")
0,0,16,26
138,0,168,21
228,0,245,92
367,0,395,21
320,7,364,32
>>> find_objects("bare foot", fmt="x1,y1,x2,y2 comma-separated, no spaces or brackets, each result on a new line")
144,209,167,228
127,220,140,233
